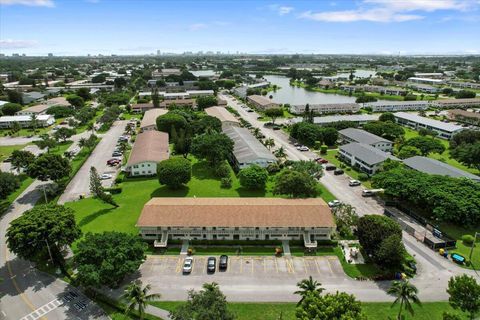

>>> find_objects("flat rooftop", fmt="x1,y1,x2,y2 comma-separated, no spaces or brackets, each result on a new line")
403,156,480,182
394,112,464,132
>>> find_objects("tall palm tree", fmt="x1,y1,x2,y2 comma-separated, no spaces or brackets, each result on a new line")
122,280,161,320
388,280,421,320
264,138,275,150
294,276,324,305
252,127,261,138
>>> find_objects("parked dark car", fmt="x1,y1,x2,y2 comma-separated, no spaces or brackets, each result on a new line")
334,169,344,175
207,257,216,273
325,165,337,171
219,255,228,270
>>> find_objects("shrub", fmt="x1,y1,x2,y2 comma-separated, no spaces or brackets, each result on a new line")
104,187,122,194
266,163,281,174
320,145,328,154
357,173,369,181
215,162,231,178
314,141,322,150
220,177,232,189
238,165,269,190
461,234,475,245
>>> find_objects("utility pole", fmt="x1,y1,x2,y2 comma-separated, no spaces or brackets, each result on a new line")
44,239,54,264
468,232,479,263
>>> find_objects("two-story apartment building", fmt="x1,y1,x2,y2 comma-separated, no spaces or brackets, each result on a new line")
136,198,336,248
125,131,169,176
393,112,464,139
338,142,399,175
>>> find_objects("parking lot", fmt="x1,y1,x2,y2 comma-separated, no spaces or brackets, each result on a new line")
142,255,345,279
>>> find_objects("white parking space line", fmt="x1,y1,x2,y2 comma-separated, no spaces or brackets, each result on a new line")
19,298,63,320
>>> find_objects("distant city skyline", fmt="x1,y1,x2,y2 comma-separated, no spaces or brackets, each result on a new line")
1,0,480,56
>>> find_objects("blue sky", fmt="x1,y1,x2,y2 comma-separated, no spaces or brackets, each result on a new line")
0,0,479,56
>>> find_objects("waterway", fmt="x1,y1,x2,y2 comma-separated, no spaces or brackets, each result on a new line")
264,74,387,106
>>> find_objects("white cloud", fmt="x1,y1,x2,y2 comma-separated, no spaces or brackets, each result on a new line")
189,23,207,31
0,0,54,7
268,4,294,15
300,8,423,22
299,0,476,23
278,6,293,15
0,39,38,49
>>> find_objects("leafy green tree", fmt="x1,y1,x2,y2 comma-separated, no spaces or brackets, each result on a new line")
27,153,70,182
388,280,421,320
122,280,161,320
76,87,92,101
53,127,76,142
33,134,57,153
174,128,191,158
6,90,23,104
10,150,35,173
157,157,192,189
455,90,476,99
192,115,222,134
321,127,339,146
170,282,235,320
196,95,218,110
294,276,324,306
30,114,39,135
6,204,80,270
238,165,268,190
402,136,445,156
296,291,366,320
447,275,480,320
442,312,462,320
290,160,323,178
273,169,317,198
332,204,359,238
47,105,74,118
152,90,160,108
450,142,480,171
91,73,107,83
379,112,395,122
74,232,146,288
364,121,404,141
355,95,377,103
66,94,85,108
397,145,422,159
357,215,405,269
156,113,187,139
114,77,127,89
191,132,234,165
1,103,22,115
10,121,21,136
0,171,20,199
265,108,283,125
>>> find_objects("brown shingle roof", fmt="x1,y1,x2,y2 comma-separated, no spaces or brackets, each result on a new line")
46,96,70,106
140,108,168,129
204,106,239,124
19,104,51,114
159,99,195,108
137,198,335,228
127,131,169,167
448,109,480,119
247,95,277,107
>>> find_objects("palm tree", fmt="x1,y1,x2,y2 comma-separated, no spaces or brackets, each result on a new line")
30,114,38,135
78,137,87,150
122,280,161,320
87,122,95,134
252,127,261,138
388,280,421,320
294,276,324,305
264,138,275,150
274,146,287,160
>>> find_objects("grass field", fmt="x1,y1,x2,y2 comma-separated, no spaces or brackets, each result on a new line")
66,157,336,236
0,144,28,161
150,301,468,320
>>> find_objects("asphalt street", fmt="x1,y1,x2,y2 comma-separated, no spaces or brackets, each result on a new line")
58,120,127,204
0,181,108,320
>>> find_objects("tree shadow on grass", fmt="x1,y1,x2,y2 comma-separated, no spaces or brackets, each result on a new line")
235,187,266,197
192,161,219,180
150,185,189,198
78,207,116,228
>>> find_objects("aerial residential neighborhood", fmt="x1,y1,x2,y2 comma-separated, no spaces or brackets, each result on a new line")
0,1,479,320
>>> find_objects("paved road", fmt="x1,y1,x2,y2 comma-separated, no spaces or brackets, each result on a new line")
219,94,479,297
58,121,127,204
0,180,108,320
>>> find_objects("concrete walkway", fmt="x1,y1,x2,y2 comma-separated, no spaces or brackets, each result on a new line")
281,240,291,256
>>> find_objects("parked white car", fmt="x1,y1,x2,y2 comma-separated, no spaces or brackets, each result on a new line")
297,146,309,152
349,180,361,187
328,200,341,208
100,173,113,180
183,257,193,274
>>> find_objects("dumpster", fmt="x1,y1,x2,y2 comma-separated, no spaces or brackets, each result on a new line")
451,253,465,264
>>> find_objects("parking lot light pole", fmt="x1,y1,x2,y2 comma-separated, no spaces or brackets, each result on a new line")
468,232,479,263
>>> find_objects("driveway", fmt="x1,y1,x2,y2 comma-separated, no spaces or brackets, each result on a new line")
0,181,108,320
58,120,127,204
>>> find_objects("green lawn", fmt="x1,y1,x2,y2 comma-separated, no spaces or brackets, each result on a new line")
0,175,34,216
0,144,28,161
151,301,467,320
66,157,336,236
